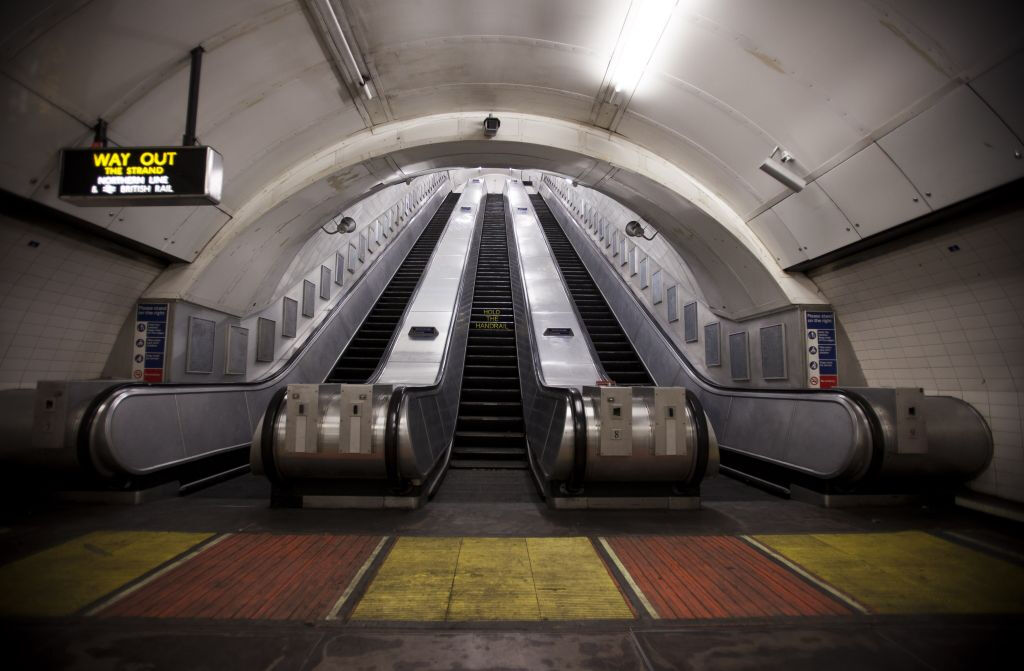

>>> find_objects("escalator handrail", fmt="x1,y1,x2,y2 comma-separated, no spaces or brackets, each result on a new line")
381,189,487,491
362,195,462,385
76,183,452,469
504,192,588,491
538,184,886,479
524,194,618,385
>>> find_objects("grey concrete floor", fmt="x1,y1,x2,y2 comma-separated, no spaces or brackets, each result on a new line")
1,471,1022,670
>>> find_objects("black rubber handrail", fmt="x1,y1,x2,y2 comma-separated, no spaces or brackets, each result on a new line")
380,189,487,493
539,183,887,483
74,182,452,478
503,190,589,493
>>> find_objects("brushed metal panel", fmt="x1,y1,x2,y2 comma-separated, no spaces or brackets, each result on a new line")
639,255,649,289
281,297,298,338
747,209,807,268
760,324,787,380
772,183,859,259
971,50,1024,140
683,301,698,343
302,279,315,317
817,143,930,237
729,331,749,381
358,231,366,262
177,391,250,458
225,325,248,375
705,322,721,367
185,316,216,374
878,85,1024,210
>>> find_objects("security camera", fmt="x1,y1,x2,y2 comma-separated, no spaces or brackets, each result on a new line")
483,115,500,137
624,220,657,240
337,216,356,233
759,148,806,192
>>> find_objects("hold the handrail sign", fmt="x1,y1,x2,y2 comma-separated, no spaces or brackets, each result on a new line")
132,303,169,383
805,310,838,389
59,146,223,206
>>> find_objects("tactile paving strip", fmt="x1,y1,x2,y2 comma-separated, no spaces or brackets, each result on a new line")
352,537,633,621
754,531,1024,614
97,533,383,620
0,531,213,618
604,535,852,619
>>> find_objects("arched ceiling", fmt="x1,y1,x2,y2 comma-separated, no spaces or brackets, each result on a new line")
2,0,1022,314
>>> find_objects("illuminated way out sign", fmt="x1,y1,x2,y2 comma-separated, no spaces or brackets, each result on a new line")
58,146,223,206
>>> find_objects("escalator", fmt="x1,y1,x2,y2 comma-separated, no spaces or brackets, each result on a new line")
529,194,655,387
328,192,460,383
451,194,528,469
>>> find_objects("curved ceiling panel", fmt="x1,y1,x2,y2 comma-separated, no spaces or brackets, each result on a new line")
2,0,1021,297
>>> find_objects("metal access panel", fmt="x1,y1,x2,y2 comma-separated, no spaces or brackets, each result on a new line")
256,317,275,362
338,385,374,454
652,269,663,304
654,387,688,457
285,384,320,454
639,256,649,289
666,285,678,322
599,386,633,457
893,388,927,455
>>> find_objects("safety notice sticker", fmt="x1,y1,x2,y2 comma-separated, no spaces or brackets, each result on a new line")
132,303,169,383
805,310,838,389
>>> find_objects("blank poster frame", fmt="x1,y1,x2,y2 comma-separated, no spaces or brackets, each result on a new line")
302,280,316,318
683,301,699,343
225,324,248,375
760,323,788,380
639,256,649,289
281,297,298,338
347,242,358,274
335,251,345,285
652,269,663,305
705,322,721,367
256,317,276,363
320,265,331,300
185,316,216,374
729,330,750,381
666,285,679,322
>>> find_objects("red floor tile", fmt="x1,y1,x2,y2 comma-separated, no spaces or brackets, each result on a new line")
99,534,381,620
607,536,851,619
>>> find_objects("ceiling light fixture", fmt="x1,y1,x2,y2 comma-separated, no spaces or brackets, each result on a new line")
608,0,678,100
759,146,806,192
317,0,374,99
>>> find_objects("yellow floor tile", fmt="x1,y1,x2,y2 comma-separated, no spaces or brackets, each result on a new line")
0,530,213,617
352,536,633,621
528,537,634,620
448,538,539,620
351,537,461,621
755,531,1024,614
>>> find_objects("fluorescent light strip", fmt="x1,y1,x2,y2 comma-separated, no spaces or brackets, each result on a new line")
611,0,678,94
319,0,373,99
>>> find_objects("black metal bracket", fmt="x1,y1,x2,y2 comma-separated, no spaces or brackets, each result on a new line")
90,118,108,148
182,46,204,146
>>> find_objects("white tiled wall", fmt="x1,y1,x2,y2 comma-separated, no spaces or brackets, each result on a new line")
810,204,1024,502
0,213,163,391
